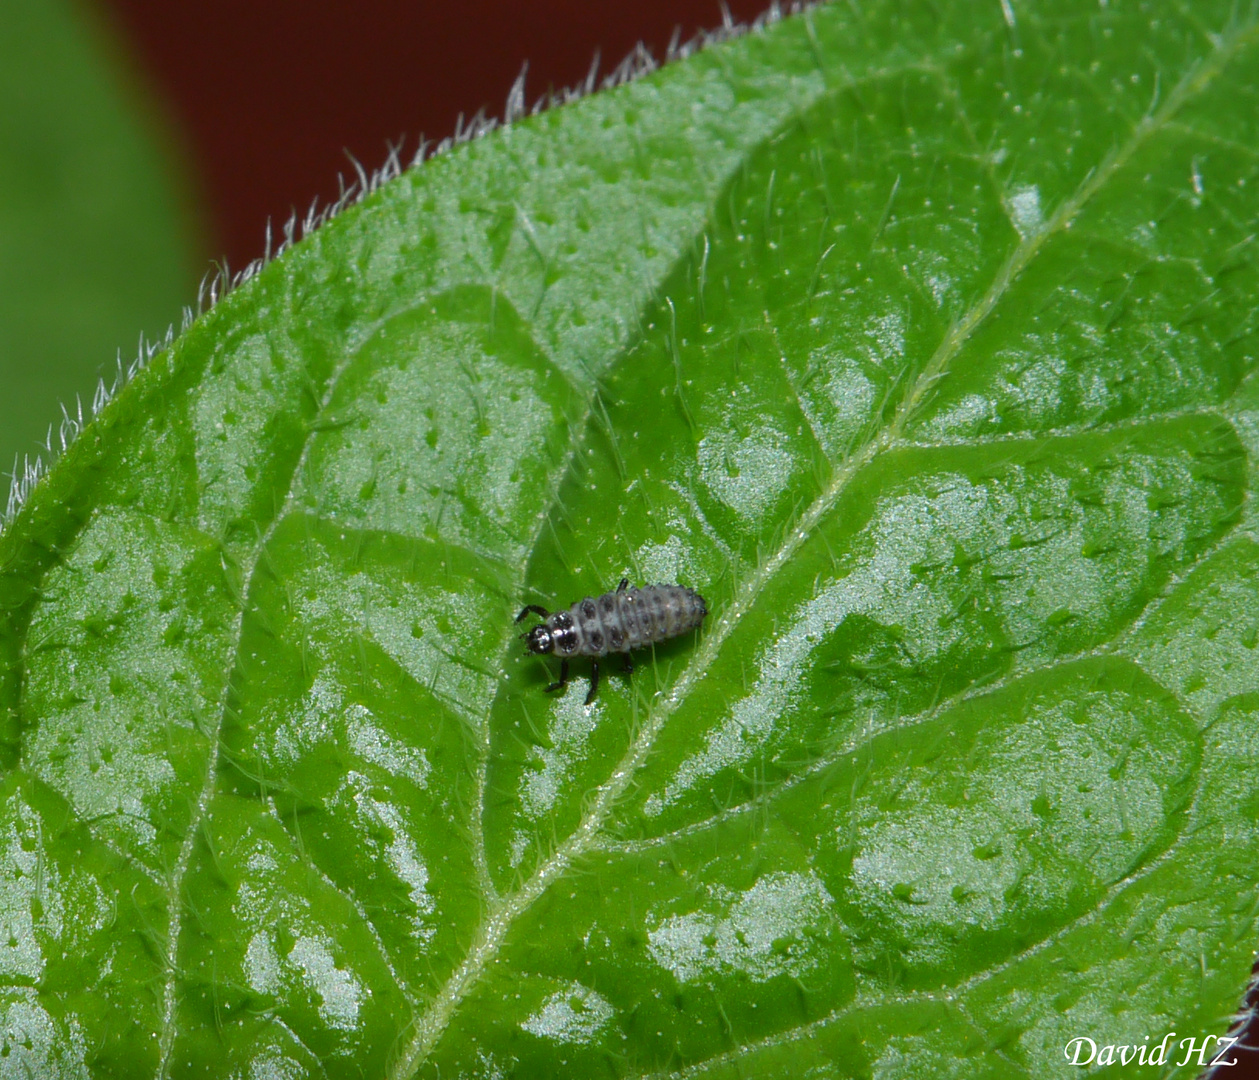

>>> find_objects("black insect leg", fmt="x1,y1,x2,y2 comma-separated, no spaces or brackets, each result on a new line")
585,660,600,705
622,652,634,675
617,578,628,592
516,604,550,623
545,659,569,693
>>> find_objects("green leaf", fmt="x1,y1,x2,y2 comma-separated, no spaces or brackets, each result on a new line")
0,0,200,474
2,2,1258,1076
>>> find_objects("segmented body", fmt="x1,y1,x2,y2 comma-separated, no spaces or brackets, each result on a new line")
548,583,706,656
517,581,707,704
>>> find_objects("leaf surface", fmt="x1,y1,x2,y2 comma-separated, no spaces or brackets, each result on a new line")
3,3,1259,1077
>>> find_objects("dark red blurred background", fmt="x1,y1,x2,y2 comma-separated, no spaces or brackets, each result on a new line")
96,0,767,272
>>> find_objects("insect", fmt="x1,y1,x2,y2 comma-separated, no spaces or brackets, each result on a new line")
516,579,708,704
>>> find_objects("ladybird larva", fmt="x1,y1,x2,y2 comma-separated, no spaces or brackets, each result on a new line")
516,579,708,704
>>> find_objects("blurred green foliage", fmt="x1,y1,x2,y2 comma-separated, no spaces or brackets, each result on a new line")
0,0,200,478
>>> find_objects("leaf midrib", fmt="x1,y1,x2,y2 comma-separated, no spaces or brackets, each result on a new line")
391,20,1255,1077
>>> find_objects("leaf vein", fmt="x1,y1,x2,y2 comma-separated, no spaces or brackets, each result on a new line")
154,308,408,1075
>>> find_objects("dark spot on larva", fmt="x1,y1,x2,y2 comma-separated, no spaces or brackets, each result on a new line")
588,631,604,651
599,595,615,614
554,611,573,628
610,627,624,647
581,599,597,620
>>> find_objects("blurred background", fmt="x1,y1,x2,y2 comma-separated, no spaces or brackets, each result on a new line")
0,0,764,483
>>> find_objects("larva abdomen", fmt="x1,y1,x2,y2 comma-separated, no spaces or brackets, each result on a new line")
570,583,706,656
517,581,707,703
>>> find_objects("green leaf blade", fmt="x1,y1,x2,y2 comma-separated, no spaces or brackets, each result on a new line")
3,3,1258,1077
